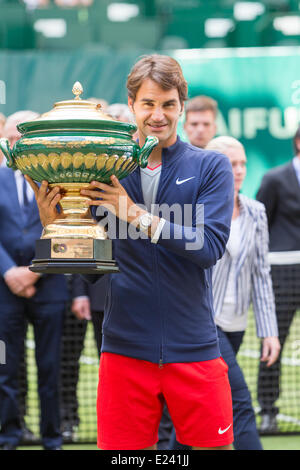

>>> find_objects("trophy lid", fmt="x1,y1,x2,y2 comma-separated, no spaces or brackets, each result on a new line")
17,81,137,135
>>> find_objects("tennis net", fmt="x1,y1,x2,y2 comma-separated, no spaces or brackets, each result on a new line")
21,252,300,443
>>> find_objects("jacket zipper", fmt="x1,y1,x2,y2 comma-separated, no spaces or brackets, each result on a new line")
159,345,164,369
138,160,165,369
155,164,165,370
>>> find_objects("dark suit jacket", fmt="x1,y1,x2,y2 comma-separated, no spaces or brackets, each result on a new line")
256,160,300,251
0,167,69,303
71,274,109,312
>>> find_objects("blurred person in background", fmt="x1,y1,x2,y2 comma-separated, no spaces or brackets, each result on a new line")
0,110,37,443
206,136,280,449
0,111,69,450
183,95,218,149
256,125,300,433
170,136,280,450
60,274,108,442
107,103,136,124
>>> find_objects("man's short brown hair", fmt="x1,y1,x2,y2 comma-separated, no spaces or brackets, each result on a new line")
127,54,188,104
185,95,218,120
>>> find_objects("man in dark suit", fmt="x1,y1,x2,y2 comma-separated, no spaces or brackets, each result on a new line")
256,125,300,433
60,274,108,441
0,111,69,450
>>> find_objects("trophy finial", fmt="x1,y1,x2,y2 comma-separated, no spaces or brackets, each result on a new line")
72,81,83,100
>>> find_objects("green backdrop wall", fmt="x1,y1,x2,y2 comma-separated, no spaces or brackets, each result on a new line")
1,46,300,198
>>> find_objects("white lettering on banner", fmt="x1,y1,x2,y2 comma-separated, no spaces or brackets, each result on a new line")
269,107,299,139
216,111,229,136
228,108,242,139
243,108,268,139
0,80,5,105
217,106,300,140
0,340,6,365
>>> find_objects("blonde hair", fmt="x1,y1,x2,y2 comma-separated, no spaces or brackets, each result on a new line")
206,135,244,153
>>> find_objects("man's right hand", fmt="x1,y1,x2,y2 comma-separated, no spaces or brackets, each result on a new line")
25,177,62,227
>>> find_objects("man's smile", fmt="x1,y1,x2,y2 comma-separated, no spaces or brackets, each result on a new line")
146,122,168,131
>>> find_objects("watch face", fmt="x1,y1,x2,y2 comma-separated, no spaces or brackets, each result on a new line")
140,213,153,228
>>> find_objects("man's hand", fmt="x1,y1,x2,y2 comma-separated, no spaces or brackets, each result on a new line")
25,176,63,227
4,266,40,297
18,285,37,299
81,175,138,223
261,336,281,367
81,175,160,235
71,297,92,321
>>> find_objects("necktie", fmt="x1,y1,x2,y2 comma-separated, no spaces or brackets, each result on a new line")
22,175,30,223
22,175,29,207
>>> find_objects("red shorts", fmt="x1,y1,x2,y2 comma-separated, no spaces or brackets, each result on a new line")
97,352,233,450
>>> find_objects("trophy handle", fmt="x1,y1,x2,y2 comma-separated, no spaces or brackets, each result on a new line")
0,138,17,169
137,135,159,169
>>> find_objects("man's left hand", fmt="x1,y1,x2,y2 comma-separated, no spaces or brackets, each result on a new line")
81,175,142,224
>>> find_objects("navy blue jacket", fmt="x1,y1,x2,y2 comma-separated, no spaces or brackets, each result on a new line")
0,167,69,304
95,137,234,363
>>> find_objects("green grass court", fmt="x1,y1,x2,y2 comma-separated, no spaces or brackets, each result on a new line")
23,308,300,448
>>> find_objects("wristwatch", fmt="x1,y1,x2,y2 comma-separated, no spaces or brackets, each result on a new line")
138,212,153,234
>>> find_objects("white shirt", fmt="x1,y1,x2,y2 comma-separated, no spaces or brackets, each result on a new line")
140,163,162,212
140,163,166,244
215,216,249,332
14,170,35,207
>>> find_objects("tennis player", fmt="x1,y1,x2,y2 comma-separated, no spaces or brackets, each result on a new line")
28,54,235,450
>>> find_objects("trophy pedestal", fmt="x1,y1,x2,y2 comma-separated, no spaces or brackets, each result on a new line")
29,238,119,274
29,186,119,274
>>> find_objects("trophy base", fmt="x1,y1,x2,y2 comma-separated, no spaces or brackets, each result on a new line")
29,238,119,274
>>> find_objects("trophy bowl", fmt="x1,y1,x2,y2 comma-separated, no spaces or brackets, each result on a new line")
0,82,159,274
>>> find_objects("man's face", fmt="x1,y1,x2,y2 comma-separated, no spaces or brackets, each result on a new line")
128,78,183,147
184,110,217,148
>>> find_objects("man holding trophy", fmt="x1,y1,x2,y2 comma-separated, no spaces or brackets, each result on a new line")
26,54,235,450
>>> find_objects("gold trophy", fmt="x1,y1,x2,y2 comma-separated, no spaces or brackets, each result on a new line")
0,82,158,274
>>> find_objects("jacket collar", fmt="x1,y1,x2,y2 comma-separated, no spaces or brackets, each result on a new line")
161,135,184,166
137,135,184,167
